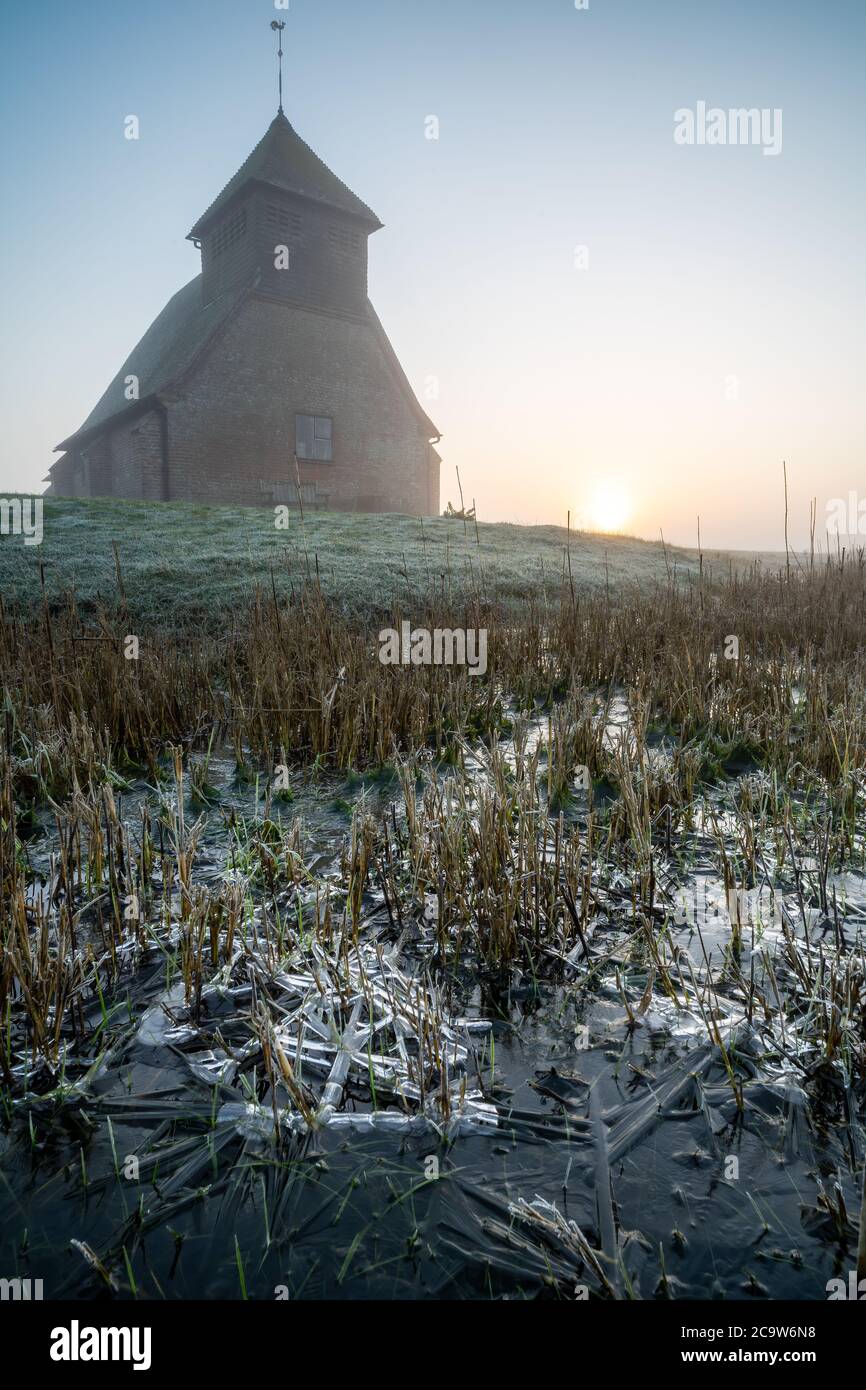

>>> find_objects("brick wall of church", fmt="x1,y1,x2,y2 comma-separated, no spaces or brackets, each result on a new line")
163,293,439,515
59,412,166,501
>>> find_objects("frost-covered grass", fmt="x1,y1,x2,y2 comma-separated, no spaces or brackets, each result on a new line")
0,494,707,628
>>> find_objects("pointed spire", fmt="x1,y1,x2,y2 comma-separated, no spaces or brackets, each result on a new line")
187,113,383,241
270,20,286,117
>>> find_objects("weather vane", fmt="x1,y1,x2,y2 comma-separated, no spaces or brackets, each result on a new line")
270,20,287,116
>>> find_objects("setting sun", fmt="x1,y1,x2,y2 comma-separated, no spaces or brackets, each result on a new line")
587,484,631,534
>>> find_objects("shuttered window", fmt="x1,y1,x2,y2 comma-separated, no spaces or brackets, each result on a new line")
211,207,247,257
295,414,333,462
328,224,361,255
267,205,303,239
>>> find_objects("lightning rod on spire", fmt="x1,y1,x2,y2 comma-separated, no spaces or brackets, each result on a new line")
270,20,286,115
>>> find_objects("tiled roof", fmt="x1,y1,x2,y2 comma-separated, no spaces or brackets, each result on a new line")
366,300,439,439
55,275,242,450
53,284,439,455
188,112,382,240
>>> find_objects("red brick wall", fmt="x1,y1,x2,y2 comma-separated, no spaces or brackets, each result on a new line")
164,293,437,515
50,295,439,516
68,412,166,501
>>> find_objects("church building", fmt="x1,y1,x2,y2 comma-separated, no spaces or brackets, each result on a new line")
47,105,441,515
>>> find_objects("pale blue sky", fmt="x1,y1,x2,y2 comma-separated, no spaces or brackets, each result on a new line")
1,0,863,547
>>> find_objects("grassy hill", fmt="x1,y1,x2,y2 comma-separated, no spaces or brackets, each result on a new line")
0,494,740,629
